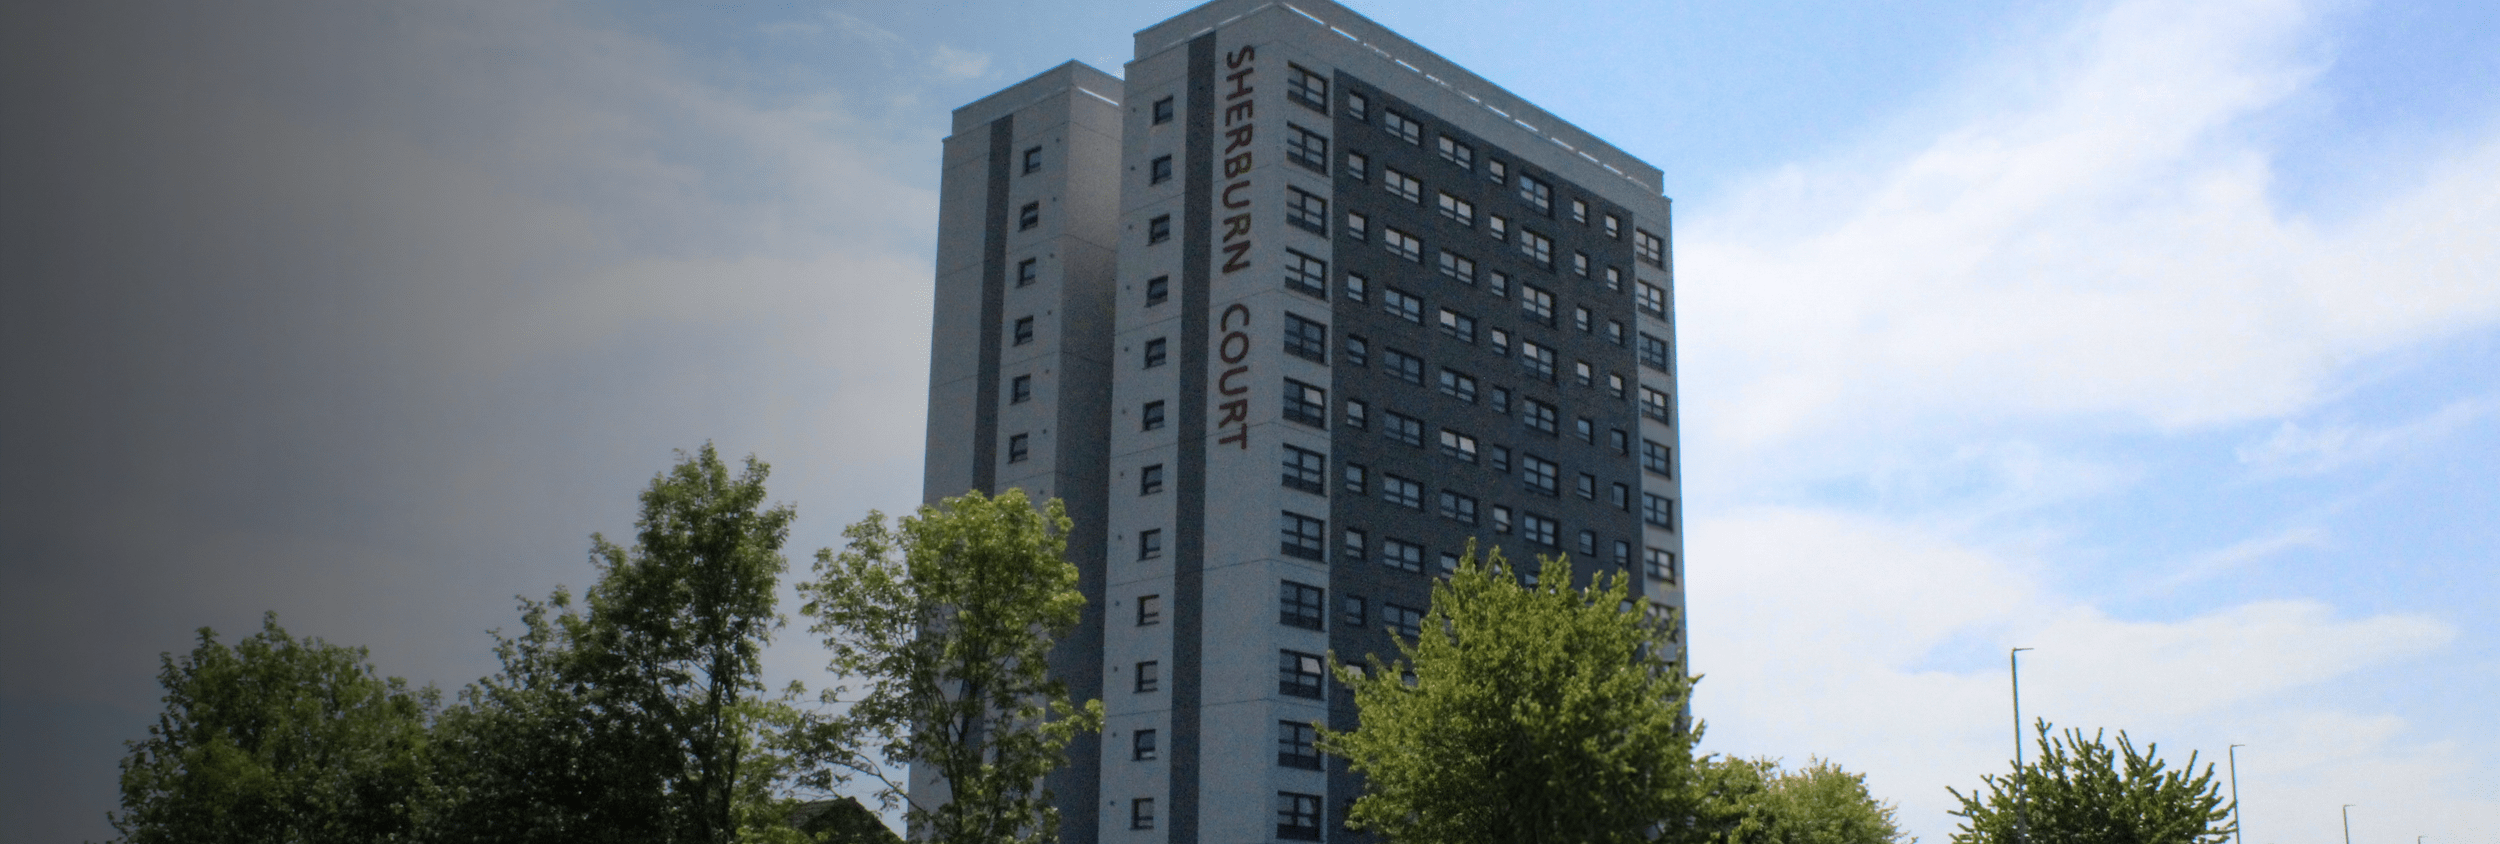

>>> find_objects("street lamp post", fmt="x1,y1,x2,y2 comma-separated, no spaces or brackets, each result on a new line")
2012,647,2034,844
2342,804,2355,844
2228,744,2244,844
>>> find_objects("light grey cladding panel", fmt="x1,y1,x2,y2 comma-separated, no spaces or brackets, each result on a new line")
924,370,980,504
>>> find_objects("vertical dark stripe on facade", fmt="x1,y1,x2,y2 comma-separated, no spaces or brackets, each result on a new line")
1169,32,1216,844
974,116,1015,493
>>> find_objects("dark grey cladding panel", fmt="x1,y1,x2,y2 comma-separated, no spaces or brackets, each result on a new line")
976,116,1015,493
1167,32,1217,844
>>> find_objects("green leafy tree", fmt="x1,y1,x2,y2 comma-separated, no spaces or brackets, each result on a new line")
1948,721,2233,844
1700,756,1910,844
426,443,799,844
111,612,435,844
1320,543,1702,844
796,489,1104,844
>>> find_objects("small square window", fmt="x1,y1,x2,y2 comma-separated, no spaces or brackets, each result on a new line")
1605,213,1623,238
1133,797,1156,830
1012,316,1034,346
1144,337,1168,368
1345,91,1368,119
1138,593,1162,624
1138,529,1163,560
1019,202,1040,230
1570,197,1588,223
1007,433,1029,463
1280,581,1325,631
1135,661,1161,693
1023,146,1042,175
1150,155,1173,185
1140,464,1165,495
1142,400,1166,431
1134,729,1159,761
1278,720,1322,769
1152,96,1175,125
1011,374,1032,404
1345,151,1369,182
1341,594,1367,626
1016,257,1038,287
1147,215,1171,244
1146,274,1170,306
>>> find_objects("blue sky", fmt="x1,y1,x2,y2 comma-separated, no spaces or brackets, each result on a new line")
2,0,2493,841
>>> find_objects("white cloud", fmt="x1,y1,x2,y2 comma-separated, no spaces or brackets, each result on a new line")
927,45,992,81
1678,0,2500,459
2235,397,2500,476
2157,525,2327,587
1688,506,2461,841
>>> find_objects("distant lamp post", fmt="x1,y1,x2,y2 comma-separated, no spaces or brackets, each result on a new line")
2342,804,2355,844
2011,647,2034,844
2227,744,2245,844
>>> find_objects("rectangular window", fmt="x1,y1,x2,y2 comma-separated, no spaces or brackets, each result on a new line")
1607,319,1626,345
1381,474,1423,509
1281,581,1326,631
1574,306,1593,333
1011,375,1031,404
1144,337,1167,368
1639,333,1672,372
1134,729,1159,760
1383,411,1423,447
1286,124,1328,172
1286,186,1328,235
1437,192,1475,225
1342,527,1367,561
1488,214,1509,240
1436,135,1475,169
1146,274,1170,305
1488,159,1508,182
1489,327,1512,356
1576,472,1597,499
1384,348,1423,385
1573,251,1591,278
1438,429,1479,461
1024,146,1042,174
1440,552,1462,577
1142,400,1166,431
1345,150,1368,182
1521,285,1555,324
1344,398,1368,430
1611,428,1631,454
1147,214,1171,244
1132,798,1156,830
1520,229,1554,267
1342,462,1367,495
1570,197,1589,224
1610,373,1628,400
1343,334,1368,367
1521,513,1559,547
1439,490,1479,525
1643,439,1673,477
1138,529,1162,560
1135,661,1160,693
1381,603,1424,639
1284,313,1328,363
1017,257,1038,287
1491,505,1513,534
1636,229,1666,266
1281,511,1327,561
1150,154,1173,185
1641,387,1672,424
1644,494,1677,530
1437,368,1478,403
1283,379,1327,428
1020,202,1040,230
1613,540,1633,568
1283,444,1326,494
1278,793,1324,841
1604,266,1623,291
1342,272,1368,303
1646,547,1678,583
1384,228,1422,262
1138,594,1161,625
1284,249,1328,298
1342,595,1367,626
1605,213,1622,238
1382,538,1424,573
1008,433,1030,463
1346,91,1368,119
1383,110,1421,144
1383,288,1424,323
1437,250,1476,284
1279,651,1326,699
1578,529,1599,558
1523,397,1558,434
1637,282,1667,317
1519,175,1552,214
1489,444,1511,472
1487,268,1511,298
1519,341,1556,381
1152,96,1174,125
1344,211,1368,242
1140,464,1165,496
1438,309,1476,343
1013,316,1034,345
1288,64,1328,111
1575,360,1595,388
1384,168,1421,203
1611,482,1632,510
1278,721,1322,769
1522,454,1559,496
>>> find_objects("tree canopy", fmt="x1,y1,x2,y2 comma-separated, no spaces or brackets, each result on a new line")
1948,720,2233,844
1699,756,1911,844
1320,544,1702,844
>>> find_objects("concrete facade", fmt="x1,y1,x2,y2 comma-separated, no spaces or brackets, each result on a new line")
924,4,1682,843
